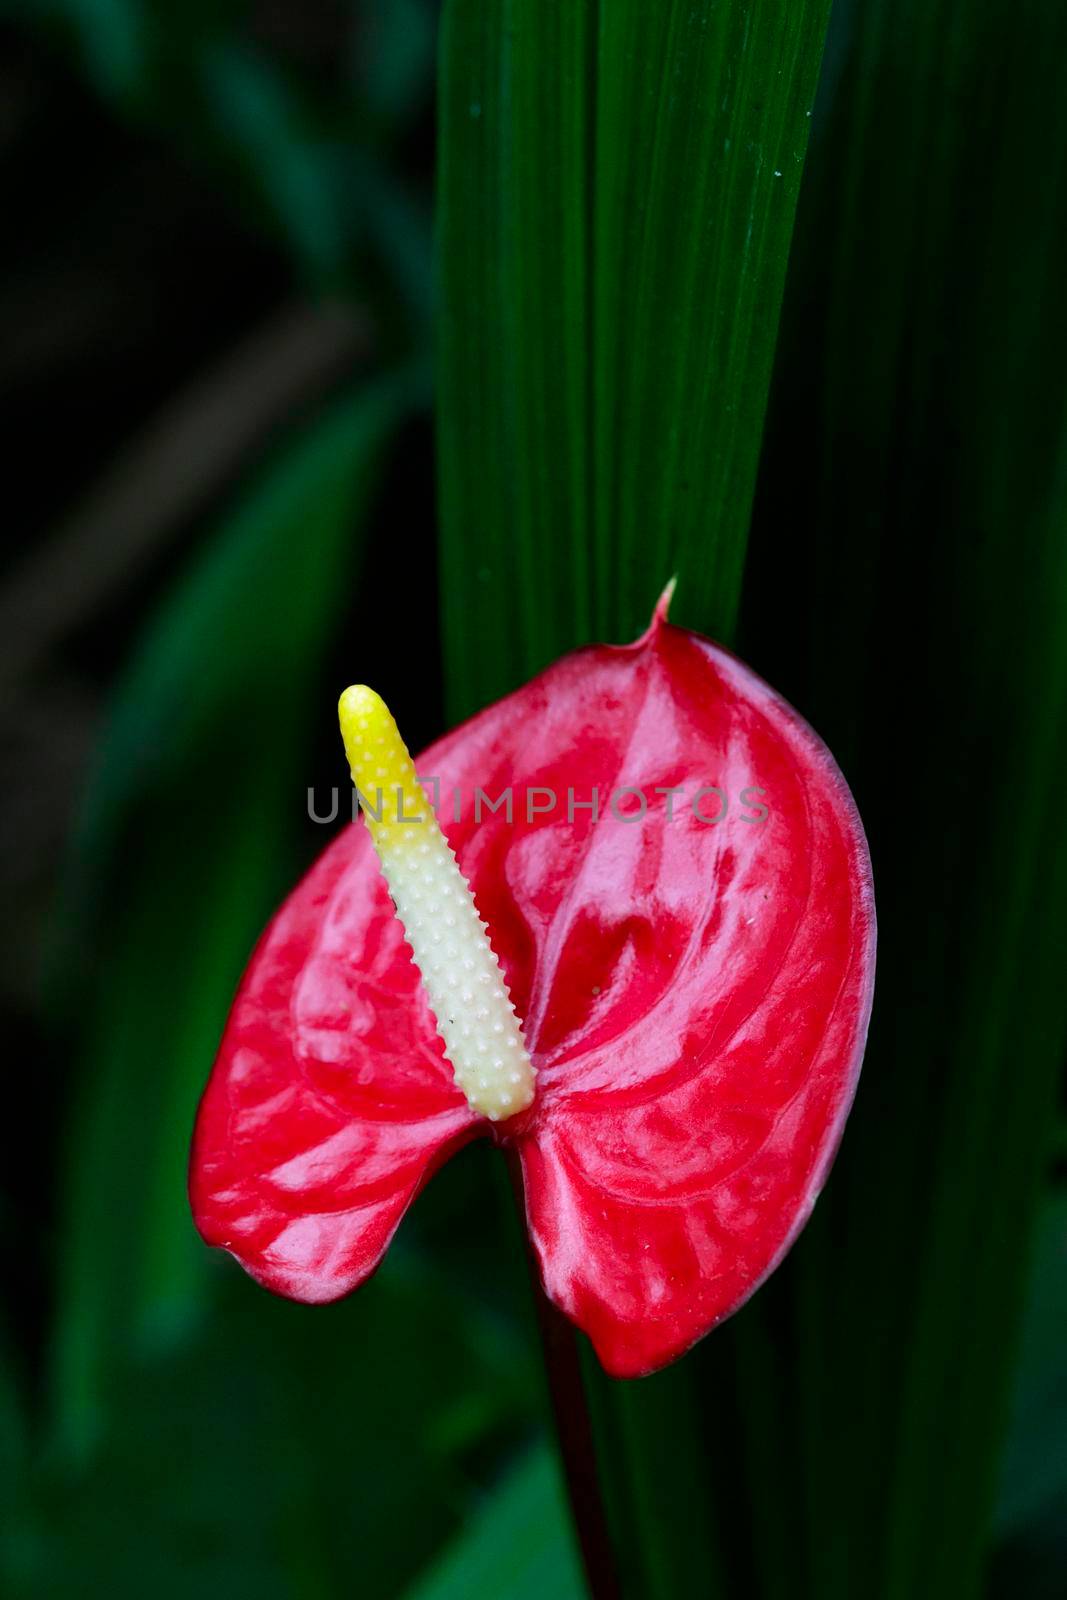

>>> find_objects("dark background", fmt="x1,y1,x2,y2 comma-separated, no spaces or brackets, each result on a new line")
1,7,566,1596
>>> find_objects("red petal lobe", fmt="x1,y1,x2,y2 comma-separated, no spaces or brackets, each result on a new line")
190,613,873,1375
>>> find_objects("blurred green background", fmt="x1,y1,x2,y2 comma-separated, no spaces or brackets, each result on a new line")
0,1,1064,1597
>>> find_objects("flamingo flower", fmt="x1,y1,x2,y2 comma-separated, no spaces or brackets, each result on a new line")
190,590,875,1378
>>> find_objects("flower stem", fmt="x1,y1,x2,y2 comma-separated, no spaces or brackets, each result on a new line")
506,1150,622,1600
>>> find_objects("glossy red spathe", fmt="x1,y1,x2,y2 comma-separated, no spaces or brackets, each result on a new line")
190,603,875,1377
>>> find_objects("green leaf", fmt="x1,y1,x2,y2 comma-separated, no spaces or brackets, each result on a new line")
9,0,433,299
436,3,1067,1598
198,40,347,281
361,0,438,128
436,0,832,718
714,0,1067,1595
996,1190,1067,1537
37,1257,537,1600
404,1441,585,1600
436,5,834,1595
49,373,415,1464
16,0,150,102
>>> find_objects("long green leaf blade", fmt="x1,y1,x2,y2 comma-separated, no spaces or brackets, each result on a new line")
727,0,1067,1593
404,1443,585,1600
437,5,835,1595
436,0,832,718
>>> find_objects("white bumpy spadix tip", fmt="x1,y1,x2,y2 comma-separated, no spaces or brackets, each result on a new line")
338,685,536,1122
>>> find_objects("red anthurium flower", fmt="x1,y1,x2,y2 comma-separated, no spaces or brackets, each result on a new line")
190,591,875,1378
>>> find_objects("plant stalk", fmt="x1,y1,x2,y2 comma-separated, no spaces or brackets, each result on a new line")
506,1149,622,1600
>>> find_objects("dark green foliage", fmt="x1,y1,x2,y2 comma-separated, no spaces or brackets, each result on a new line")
437,0,831,717
51,379,415,1461
437,0,1067,1596
2,0,1064,1594
3,0,433,305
